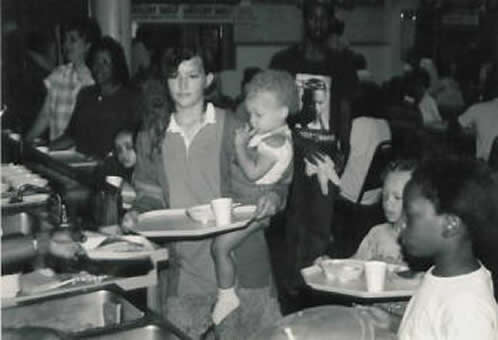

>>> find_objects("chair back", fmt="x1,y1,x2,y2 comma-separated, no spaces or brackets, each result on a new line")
489,136,498,171
357,140,393,204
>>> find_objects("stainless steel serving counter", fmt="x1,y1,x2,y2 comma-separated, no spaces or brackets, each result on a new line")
2,131,167,313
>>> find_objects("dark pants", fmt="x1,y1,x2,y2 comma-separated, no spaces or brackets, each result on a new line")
283,140,337,294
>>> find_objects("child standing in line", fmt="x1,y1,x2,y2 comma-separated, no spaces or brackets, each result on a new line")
94,128,138,224
211,70,297,325
360,157,498,339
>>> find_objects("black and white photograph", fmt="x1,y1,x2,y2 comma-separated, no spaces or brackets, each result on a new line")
2,0,498,339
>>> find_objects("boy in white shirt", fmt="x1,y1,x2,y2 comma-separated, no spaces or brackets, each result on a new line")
359,157,498,340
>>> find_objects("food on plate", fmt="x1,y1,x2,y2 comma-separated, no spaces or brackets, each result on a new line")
337,263,363,282
95,241,146,253
186,204,214,224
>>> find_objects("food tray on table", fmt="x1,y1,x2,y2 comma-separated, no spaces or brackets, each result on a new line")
135,205,257,238
301,259,423,299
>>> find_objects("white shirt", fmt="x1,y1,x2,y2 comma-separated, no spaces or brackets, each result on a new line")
340,117,391,204
167,102,216,152
398,265,498,340
458,98,498,161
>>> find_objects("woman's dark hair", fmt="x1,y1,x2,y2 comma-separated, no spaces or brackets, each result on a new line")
134,70,172,158
112,126,139,149
160,44,215,77
407,157,498,243
89,36,130,86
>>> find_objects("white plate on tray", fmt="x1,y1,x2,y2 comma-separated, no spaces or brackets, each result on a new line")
301,259,423,299
1,194,50,208
81,233,156,260
136,205,257,238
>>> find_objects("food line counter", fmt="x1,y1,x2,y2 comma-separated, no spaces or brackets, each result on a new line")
1,131,167,313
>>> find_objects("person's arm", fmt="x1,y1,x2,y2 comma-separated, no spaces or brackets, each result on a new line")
235,130,280,182
121,132,167,232
24,95,51,142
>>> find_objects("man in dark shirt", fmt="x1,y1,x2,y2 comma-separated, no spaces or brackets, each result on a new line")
270,0,357,153
269,0,358,301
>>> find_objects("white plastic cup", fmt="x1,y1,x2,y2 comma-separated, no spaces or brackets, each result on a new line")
211,198,233,226
1,273,21,298
364,261,387,293
106,176,124,189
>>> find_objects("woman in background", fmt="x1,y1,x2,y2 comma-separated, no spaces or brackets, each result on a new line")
50,36,140,159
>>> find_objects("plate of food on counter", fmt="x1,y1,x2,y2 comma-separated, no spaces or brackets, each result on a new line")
80,232,157,260
135,203,257,238
301,258,424,299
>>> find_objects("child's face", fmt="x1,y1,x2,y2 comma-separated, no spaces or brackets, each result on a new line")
63,30,90,64
382,171,412,223
114,133,136,169
167,56,213,111
246,91,288,134
400,183,445,258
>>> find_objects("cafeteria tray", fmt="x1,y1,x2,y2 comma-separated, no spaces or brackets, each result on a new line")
136,205,256,238
301,259,423,299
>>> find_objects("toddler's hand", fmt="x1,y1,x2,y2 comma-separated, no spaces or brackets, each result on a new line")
234,125,251,146
313,255,331,266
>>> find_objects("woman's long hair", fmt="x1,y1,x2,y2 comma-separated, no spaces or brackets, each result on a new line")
135,68,172,158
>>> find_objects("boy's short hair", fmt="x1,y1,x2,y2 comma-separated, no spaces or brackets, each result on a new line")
160,44,215,77
63,16,101,45
245,70,299,113
408,157,498,241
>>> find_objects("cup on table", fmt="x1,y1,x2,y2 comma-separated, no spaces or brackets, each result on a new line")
211,198,233,226
364,261,387,293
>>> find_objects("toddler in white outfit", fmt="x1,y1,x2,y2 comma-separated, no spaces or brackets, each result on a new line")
211,70,297,325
